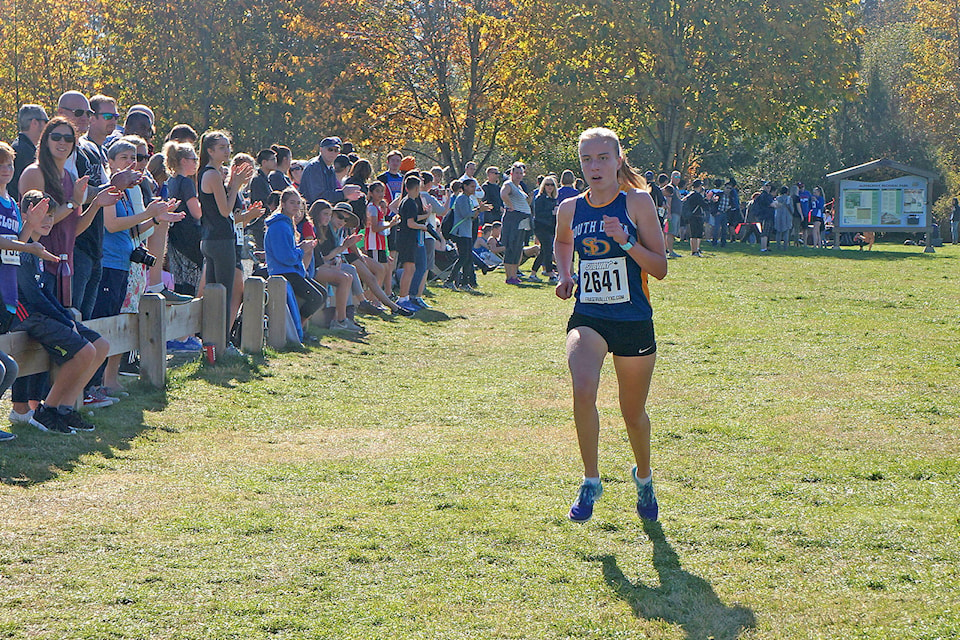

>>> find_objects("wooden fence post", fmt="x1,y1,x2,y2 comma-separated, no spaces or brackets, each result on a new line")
138,293,166,387
266,276,288,350
201,283,227,358
240,276,266,355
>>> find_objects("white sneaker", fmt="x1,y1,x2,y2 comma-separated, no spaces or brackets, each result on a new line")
9,409,34,426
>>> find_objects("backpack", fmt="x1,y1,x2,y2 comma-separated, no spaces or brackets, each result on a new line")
440,194,458,236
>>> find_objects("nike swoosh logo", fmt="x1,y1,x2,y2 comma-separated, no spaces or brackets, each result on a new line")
636,345,656,356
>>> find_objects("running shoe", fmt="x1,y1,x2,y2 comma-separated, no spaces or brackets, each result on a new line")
29,406,75,434
526,273,543,282
0,430,16,442
668,250,682,258
412,297,431,309
391,304,415,317
632,466,659,521
9,409,34,426
440,281,458,290
159,288,194,304
568,479,603,523
61,409,95,432
357,300,381,315
505,277,522,285
397,300,419,314
329,319,362,333
83,388,117,409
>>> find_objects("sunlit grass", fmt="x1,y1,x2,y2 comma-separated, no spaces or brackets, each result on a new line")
0,241,958,639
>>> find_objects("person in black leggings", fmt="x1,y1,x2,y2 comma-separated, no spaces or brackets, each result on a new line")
197,130,253,334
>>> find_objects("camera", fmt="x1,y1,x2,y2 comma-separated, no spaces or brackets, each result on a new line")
130,245,157,267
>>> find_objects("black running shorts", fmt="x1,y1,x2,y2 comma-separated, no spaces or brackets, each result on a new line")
567,312,656,357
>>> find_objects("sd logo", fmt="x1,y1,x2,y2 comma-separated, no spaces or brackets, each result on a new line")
582,238,611,256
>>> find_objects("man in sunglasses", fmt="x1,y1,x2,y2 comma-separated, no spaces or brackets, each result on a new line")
74,94,128,319
10,104,48,202
56,91,95,181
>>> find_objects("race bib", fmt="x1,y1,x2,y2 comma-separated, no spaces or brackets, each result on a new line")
0,235,21,265
234,220,245,246
579,257,630,304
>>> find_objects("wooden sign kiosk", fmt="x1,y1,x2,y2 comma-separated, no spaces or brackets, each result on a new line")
826,159,939,253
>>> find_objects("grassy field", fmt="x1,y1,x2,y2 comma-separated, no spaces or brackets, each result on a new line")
1,242,958,639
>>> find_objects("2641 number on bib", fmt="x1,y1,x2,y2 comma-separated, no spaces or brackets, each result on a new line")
579,257,630,304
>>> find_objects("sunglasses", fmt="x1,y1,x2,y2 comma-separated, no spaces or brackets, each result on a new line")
49,132,76,143
96,112,121,120
65,109,94,118
136,154,150,162
184,156,199,161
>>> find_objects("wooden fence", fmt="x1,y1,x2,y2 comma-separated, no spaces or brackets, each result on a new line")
0,276,294,389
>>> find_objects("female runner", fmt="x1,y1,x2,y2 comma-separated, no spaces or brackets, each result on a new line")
555,127,667,523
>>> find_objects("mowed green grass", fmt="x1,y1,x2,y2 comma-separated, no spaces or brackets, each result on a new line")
1,242,958,639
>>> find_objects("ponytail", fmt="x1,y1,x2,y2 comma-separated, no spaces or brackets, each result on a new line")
617,158,648,191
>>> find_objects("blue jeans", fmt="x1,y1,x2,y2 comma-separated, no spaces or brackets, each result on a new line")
712,213,728,246
72,249,102,320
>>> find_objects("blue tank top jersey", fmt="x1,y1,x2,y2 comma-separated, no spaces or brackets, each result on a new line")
0,195,22,313
572,191,652,322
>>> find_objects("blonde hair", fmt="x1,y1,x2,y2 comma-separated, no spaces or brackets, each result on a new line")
163,140,197,176
578,127,647,191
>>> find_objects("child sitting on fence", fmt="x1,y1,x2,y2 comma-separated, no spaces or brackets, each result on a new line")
7,191,110,434
0,146,62,440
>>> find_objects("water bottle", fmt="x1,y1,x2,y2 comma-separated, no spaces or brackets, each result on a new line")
58,253,72,307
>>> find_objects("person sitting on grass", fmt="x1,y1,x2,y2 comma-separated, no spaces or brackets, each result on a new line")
330,201,409,316
8,190,110,434
308,200,365,333
263,188,326,340
474,223,504,270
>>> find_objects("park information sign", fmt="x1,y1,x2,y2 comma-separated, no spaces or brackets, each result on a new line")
837,176,928,229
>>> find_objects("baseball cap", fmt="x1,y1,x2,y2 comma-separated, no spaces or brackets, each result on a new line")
126,105,154,125
319,136,342,149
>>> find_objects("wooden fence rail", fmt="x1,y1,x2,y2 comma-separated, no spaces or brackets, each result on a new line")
0,275,292,389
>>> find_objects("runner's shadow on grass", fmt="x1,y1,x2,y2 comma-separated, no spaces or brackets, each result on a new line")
591,520,755,640
0,381,169,486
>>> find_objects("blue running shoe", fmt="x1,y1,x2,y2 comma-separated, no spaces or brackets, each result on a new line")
412,296,431,309
568,479,603,523
397,300,419,314
632,466,659,521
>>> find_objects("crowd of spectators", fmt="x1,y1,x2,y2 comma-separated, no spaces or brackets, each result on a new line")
648,172,831,257
0,91,837,440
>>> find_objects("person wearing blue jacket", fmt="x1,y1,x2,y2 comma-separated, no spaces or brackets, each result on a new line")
263,188,326,333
